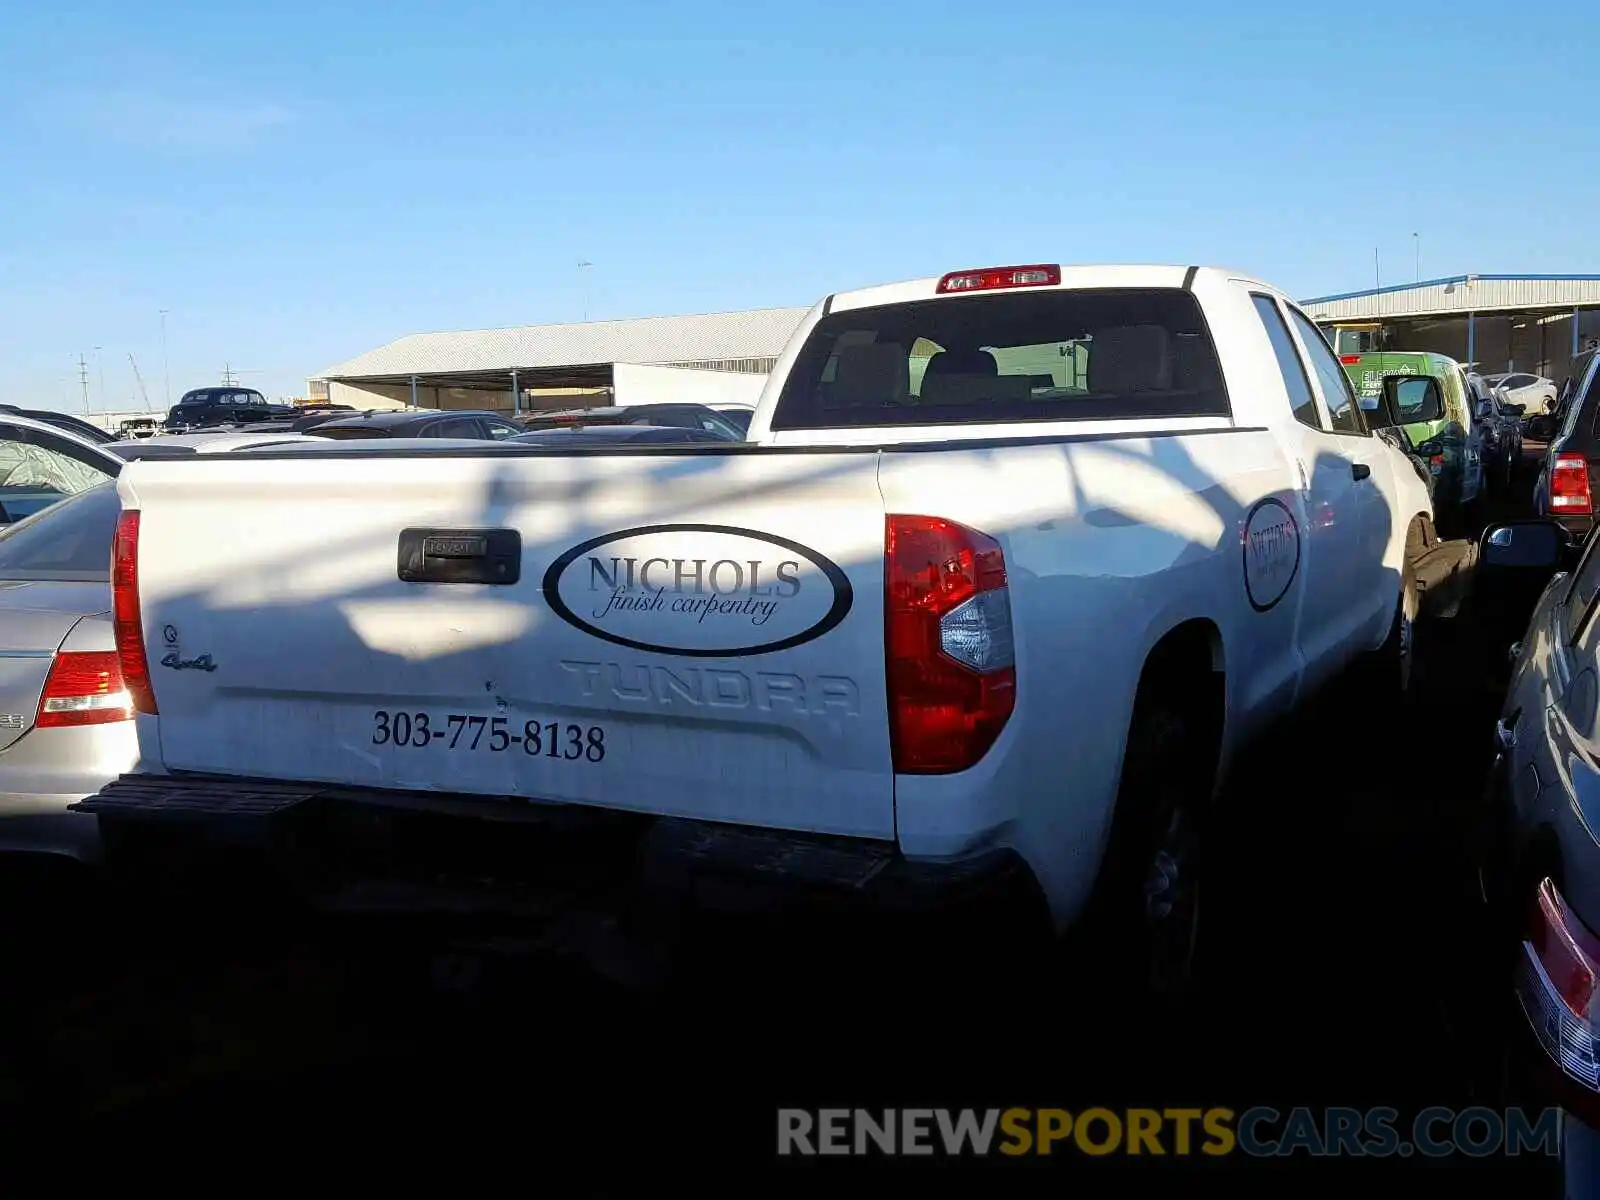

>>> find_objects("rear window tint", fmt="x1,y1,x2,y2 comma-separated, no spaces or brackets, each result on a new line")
0,481,119,577
768,288,1230,431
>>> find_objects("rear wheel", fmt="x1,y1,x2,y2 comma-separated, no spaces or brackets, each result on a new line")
1075,654,1222,1006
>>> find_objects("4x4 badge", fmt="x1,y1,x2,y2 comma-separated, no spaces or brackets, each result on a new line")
160,651,217,672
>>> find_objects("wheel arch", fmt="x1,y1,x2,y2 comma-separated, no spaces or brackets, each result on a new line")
1129,617,1227,780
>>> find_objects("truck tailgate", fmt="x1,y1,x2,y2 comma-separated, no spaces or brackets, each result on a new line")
120,449,894,839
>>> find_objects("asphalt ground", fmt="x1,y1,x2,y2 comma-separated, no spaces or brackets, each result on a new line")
0,454,1565,1193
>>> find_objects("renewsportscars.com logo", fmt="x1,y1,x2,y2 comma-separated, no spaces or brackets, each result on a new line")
777,1106,1562,1158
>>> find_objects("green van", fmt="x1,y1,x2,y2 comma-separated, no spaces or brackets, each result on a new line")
1341,350,1485,532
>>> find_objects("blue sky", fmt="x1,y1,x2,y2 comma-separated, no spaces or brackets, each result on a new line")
1,0,1595,410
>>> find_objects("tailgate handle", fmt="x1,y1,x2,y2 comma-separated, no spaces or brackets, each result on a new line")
398,528,521,585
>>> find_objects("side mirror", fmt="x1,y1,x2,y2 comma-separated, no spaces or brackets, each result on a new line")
1479,519,1575,571
1416,439,1444,457
1475,400,1495,420
1379,374,1443,426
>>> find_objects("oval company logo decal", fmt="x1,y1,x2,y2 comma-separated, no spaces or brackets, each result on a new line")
542,523,853,658
1242,498,1300,612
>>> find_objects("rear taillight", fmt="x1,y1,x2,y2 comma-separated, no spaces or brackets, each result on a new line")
1339,355,1361,364
36,651,132,728
1551,453,1592,514
885,515,1015,774
935,265,1060,294
112,509,156,715
1518,878,1600,1091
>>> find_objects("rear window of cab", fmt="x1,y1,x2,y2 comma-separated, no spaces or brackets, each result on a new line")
768,287,1230,431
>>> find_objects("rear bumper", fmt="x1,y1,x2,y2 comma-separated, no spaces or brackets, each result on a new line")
73,772,1050,939
0,723,133,861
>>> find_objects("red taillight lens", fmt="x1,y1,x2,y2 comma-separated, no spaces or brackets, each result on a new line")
885,515,1015,774
935,265,1060,294
112,509,156,715
1339,355,1361,364
1531,879,1600,1016
36,650,132,728
1551,452,1592,514
1518,878,1600,1092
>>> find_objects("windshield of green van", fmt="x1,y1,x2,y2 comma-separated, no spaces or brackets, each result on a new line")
1334,329,1381,354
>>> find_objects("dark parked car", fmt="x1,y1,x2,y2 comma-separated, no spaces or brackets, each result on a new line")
233,405,363,434
509,425,735,447
303,409,526,441
1532,350,1600,541
1467,373,1525,488
1476,516,1600,1195
0,406,117,444
517,403,745,441
164,387,297,431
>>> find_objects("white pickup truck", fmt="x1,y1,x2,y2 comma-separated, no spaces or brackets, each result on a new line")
78,264,1440,993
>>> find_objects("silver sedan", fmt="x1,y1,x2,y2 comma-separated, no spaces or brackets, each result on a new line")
0,483,131,862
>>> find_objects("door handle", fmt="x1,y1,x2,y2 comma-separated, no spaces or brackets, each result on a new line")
1352,463,1371,481
397,528,521,584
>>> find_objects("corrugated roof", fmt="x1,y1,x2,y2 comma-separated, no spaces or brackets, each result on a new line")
317,306,812,380
1301,275,1600,322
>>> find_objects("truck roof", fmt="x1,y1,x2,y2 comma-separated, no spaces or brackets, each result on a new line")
1344,350,1461,370
824,264,1276,313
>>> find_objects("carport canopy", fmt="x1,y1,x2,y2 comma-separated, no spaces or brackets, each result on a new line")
328,363,612,395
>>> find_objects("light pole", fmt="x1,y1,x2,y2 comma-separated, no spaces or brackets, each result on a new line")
578,260,593,321
75,353,89,416
159,310,171,405
93,346,105,411
1413,233,1420,283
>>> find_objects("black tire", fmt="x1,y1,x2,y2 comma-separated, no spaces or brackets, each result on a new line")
1462,489,1486,539
1362,552,1419,708
1074,665,1221,1005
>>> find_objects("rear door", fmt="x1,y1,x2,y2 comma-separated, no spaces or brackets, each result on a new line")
125,449,896,839
1253,297,1375,670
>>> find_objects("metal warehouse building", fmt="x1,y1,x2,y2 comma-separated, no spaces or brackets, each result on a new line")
1303,274,1600,389
309,306,810,414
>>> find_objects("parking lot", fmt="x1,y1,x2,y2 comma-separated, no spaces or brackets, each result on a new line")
0,457,1559,1190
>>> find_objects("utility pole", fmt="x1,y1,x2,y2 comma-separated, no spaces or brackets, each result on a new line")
159,309,171,406
93,346,105,410
578,260,593,321
221,362,236,386
76,354,90,416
